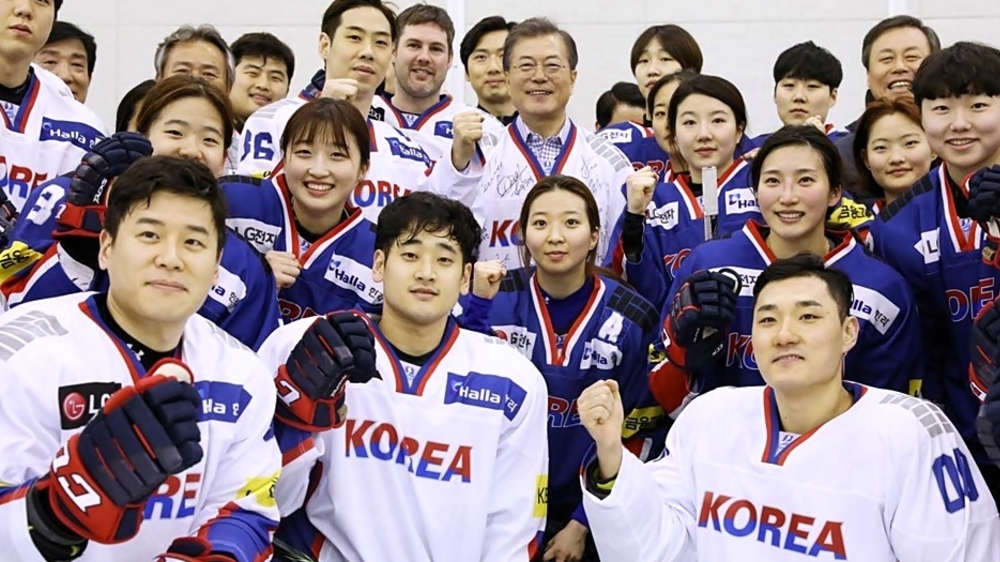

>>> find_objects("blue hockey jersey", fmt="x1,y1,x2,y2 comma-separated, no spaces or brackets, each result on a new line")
666,221,923,396
459,269,664,526
219,172,383,322
870,163,997,461
597,121,668,174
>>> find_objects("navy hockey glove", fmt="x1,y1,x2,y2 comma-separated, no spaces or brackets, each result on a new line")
664,269,741,373
978,383,1000,466
0,187,17,248
41,360,203,544
274,311,378,431
54,132,153,240
971,296,1000,401
967,165,1000,269
155,536,236,561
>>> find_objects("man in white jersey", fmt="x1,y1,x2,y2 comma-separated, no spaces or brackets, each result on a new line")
470,18,630,268
238,0,485,223
0,156,280,561
0,0,106,212
579,253,1000,561
373,4,504,160
261,192,549,562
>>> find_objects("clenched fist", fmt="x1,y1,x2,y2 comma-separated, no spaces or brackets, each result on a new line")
451,111,485,171
322,78,360,101
579,380,625,480
626,166,658,214
266,251,301,289
472,260,506,300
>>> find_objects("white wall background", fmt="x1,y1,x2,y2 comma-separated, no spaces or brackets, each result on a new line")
59,0,1000,135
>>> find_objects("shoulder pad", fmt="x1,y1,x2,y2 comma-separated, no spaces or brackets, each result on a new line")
607,284,659,333
877,392,958,437
878,174,935,222
583,130,631,173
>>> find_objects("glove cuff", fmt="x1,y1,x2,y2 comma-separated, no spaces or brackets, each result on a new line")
53,204,106,240
983,234,1000,269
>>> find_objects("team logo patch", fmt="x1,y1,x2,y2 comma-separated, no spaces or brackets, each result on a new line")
385,138,432,166
445,372,526,421
434,121,454,139
58,382,122,429
193,380,252,423
39,118,102,151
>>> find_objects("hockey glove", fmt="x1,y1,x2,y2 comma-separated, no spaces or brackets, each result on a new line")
0,187,17,249
664,269,741,373
155,536,236,561
274,311,379,431
978,381,1000,466
54,132,153,240
971,296,1000,402
967,165,1000,269
43,361,203,544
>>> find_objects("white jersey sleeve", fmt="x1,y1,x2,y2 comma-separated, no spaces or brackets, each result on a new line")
581,395,702,562
885,401,1000,561
235,99,300,177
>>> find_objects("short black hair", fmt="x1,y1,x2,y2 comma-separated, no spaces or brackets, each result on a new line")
753,252,854,320
503,17,578,72
44,21,97,76
322,0,398,43
115,79,156,133
861,15,940,70
752,125,843,193
230,32,295,83
375,192,482,266
773,41,842,89
104,156,227,256
912,42,1000,106
596,82,645,128
459,15,516,70
646,70,698,119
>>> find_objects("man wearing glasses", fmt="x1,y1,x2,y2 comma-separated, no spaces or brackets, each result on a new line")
470,18,631,268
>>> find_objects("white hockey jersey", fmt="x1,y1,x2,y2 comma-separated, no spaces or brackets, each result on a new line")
260,315,549,562
583,384,1000,562
471,118,631,268
371,93,504,161
0,65,107,212
236,96,483,223
0,293,281,561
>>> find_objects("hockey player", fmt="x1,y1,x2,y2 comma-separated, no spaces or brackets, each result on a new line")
261,191,549,562
870,42,1000,497
597,24,702,173
459,176,661,562
374,4,504,160
472,17,631,268
1,76,281,350
1,0,107,212
0,156,281,561
594,82,645,132
237,0,485,223
654,126,922,416
459,16,518,125
750,41,846,148
580,253,999,561
222,98,382,323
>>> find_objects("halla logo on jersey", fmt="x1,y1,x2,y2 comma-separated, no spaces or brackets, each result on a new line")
435,121,454,139
386,138,432,166
697,491,847,559
344,419,473,483
325,256,383,304
445,372,527,421
39,118,102,152
193,381,252,424
58,382,122,430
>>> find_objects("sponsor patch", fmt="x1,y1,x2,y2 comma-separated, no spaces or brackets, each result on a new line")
58,382,122,429
444,372,526,421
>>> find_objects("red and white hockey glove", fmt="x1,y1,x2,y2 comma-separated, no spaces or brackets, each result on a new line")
274,311,378,431
155,536,236,561
664,269,740,373
41,361,203,544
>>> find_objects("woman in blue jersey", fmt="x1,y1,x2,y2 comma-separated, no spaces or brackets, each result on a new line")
650,125,923,415
221,98,383,322
461,175,661,562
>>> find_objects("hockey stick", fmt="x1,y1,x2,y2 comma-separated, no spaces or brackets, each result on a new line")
702,166,718,241
272,538,318,562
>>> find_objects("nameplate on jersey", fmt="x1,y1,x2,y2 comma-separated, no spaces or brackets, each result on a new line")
227,218,280,254
39,118,103,152
850,285,900,335
325,255,383,304
385,138,432,166
599,128,632,144
208,266,248,312
709,266,760,297
647,201,679,230
193,380,252,423
434,121,454,139
445,372,526,421
724,188,758,215
59,382,122,429
492,324,536,357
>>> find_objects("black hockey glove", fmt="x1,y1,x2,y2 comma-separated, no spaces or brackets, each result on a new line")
967,165,1000,269
0,187,17,249
664,269,741,373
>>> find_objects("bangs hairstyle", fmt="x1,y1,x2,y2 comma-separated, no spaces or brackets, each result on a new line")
104,155,227,256
629,24,703,74
667,74,748,148
322,0,398,43
753,252,854,320
518,175,601,271
751,125,843,192
134,75,235,150
280,98,371,168
773,41,843,89
596,81,645,129
44,21,98,76
851,97,923,199
646,70,699,120
375,192,482,265
912,42,1000,106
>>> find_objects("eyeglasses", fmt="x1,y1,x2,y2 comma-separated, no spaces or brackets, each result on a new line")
512,61,568,77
